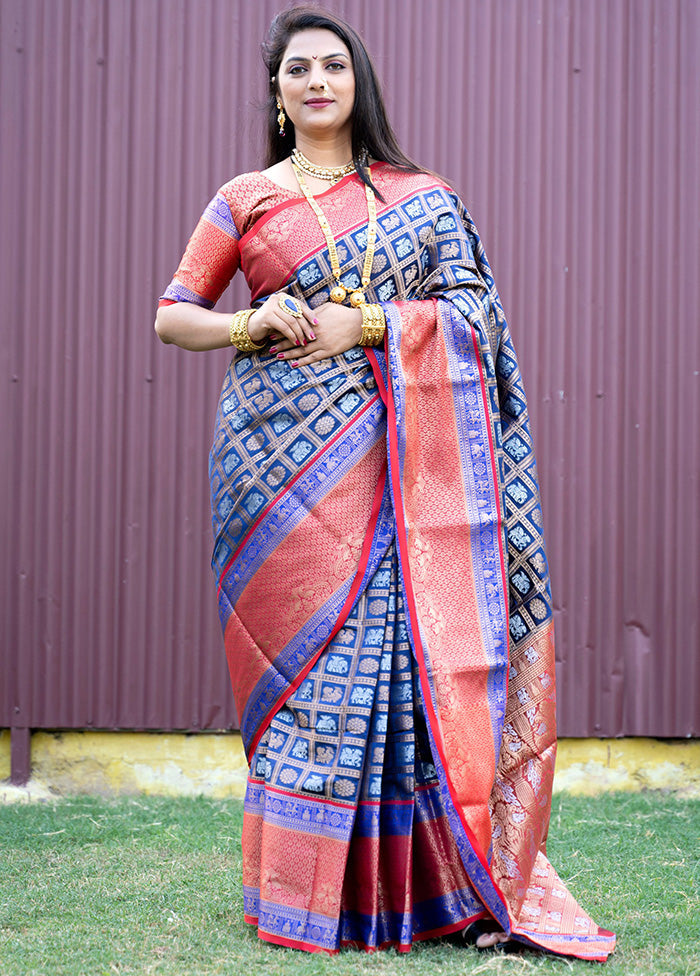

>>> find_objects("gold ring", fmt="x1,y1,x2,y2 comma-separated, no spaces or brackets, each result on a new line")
278,294,303,318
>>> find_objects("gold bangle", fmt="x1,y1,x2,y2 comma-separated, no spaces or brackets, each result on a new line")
229,309,264,352
358,303,386,347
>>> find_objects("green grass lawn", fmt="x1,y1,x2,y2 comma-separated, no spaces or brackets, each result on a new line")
1,791,698,976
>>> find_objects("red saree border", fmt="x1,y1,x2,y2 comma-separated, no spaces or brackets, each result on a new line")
216,393,381,598
242,924,341,955
383,303,510,921
246,461,388,759
246,910,488,956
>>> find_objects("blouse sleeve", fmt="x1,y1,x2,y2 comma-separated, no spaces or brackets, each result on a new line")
158,190,241,309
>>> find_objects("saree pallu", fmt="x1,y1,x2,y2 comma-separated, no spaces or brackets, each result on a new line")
190,165,614,959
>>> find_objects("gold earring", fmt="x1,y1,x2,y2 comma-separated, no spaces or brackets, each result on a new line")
276,98,286,136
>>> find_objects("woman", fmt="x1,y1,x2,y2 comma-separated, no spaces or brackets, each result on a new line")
156,6,615,960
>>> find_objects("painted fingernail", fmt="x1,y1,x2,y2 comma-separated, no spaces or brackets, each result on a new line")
277,353,285,359
269,346,278,354
291,362,299,368
295,340,301,347
313,318,319,325
309,332,316,340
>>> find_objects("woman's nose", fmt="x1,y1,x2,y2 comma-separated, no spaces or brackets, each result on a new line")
308,67,328,90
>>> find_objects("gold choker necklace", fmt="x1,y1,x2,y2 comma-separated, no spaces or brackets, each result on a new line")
291,148,355,185
292,162,378,307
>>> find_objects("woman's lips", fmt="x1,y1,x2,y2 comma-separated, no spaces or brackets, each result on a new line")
305,98,333,106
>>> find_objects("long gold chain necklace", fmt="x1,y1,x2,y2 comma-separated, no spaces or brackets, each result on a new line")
291,148,355,186
292,161,378,306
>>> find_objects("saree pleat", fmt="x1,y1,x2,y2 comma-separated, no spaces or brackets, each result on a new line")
162,166,615,960
242,546,485,952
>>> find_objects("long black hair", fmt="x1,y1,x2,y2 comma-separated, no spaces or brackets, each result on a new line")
262,6,422,196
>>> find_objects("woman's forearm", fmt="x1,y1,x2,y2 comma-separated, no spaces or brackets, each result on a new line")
154,302,235,351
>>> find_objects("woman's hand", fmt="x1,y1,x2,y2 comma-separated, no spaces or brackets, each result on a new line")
247,293,317,349
269,302,363,367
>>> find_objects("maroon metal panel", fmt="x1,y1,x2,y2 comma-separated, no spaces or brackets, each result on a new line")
1,0,698,736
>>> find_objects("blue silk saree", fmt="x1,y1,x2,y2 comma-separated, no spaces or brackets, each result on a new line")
160,164,615,960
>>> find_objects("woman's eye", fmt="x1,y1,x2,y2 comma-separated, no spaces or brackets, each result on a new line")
326,61,345,71
289,65,306,75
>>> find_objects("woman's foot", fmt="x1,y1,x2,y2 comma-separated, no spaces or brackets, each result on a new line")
463,919,516,951
475,929,510,948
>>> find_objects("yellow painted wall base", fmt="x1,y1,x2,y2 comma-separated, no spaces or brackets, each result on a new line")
0,729,10,780
1,731,699,799
554,738,700,796
0,731,248,800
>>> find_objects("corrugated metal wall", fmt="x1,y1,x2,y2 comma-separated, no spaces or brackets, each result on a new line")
2,0,698,738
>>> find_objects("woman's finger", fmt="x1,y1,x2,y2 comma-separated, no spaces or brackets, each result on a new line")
271,334,316,357
259,307,303,347
275,309,307,346
286,347,330,367
278,317,308,347
254,294,318,348
277,338,333,364
268,338,296,355
301,304,319,338
276,294,318,344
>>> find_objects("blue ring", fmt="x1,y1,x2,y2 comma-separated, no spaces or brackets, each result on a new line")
280,296,302,317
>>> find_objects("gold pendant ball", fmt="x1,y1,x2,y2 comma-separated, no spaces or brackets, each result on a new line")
330,285,347,303
349,291,366,307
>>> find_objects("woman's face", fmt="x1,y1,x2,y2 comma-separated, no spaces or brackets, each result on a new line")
277,29,355,144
